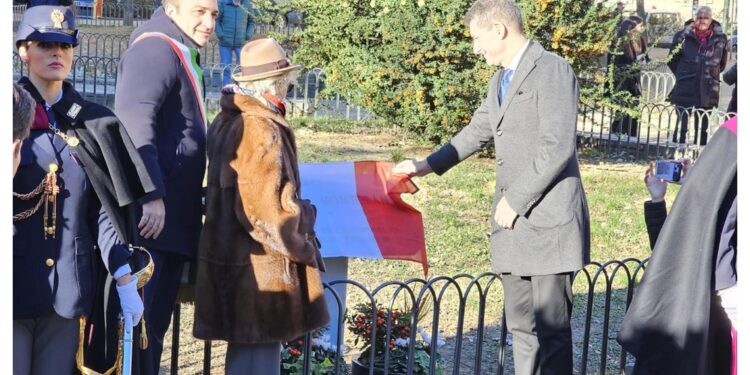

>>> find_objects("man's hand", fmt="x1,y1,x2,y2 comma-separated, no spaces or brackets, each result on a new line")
494,196,518,230
139,198,165,239
392,159,433,178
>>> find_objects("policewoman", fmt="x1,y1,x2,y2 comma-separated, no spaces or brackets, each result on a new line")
13,6,156,374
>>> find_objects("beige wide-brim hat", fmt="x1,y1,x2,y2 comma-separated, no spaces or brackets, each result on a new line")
233,38,302,82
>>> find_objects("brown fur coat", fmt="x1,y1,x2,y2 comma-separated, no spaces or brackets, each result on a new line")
193,93,329,344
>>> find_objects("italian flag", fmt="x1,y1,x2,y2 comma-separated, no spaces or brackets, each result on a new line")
299,161,428,275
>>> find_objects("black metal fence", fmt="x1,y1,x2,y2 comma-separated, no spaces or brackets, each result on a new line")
577,102,735,161
165,258,649,374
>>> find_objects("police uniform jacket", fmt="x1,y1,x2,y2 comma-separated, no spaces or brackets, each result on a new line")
13,78,156,320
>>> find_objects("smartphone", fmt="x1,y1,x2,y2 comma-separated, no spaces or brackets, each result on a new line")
655,160,682,183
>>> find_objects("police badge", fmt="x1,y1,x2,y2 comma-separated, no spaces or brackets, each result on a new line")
50,9,65,29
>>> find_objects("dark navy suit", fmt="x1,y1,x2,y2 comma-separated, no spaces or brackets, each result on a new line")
115,7,207,372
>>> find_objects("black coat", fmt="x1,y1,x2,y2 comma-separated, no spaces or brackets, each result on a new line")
617,118,737,374
115,7,207,257
667,21,729,108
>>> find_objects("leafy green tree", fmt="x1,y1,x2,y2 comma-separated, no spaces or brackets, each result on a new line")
289,0,621,144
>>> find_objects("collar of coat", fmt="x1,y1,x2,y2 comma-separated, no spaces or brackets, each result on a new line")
18,77,87,125
219,93,289,126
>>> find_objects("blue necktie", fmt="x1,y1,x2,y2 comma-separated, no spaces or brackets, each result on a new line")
499,68,513,103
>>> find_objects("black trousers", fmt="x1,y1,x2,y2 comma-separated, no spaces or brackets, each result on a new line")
673,106,711,145
501,273,574,375
143,250,188,373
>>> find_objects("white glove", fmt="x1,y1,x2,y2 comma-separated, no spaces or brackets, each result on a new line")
116,276,143,324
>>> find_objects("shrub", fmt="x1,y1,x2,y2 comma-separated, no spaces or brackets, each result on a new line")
289,0,492,144
288,0,621,145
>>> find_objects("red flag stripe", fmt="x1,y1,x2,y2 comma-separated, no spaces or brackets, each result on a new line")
353,161,428,275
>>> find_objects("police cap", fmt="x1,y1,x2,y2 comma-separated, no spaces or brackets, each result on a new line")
15,6,79,48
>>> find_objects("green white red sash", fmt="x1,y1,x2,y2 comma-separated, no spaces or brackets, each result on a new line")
132,32,207,127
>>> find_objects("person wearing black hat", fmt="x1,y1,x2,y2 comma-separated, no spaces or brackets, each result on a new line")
13,6,156,374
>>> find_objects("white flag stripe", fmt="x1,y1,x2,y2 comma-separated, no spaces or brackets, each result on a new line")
299,162,383,259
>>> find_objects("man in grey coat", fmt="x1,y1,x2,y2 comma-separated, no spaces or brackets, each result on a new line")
394,0,590,373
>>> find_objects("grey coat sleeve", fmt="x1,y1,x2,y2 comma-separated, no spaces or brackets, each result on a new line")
504,59,580,216
426,75,497,175
114,37,178,202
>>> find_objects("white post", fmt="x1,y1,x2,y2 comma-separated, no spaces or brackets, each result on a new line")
321,256,349,347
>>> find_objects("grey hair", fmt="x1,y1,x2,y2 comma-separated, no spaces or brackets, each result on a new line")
464,0,524,34
13,83,34,142
237,71,299,101
695,6,712,17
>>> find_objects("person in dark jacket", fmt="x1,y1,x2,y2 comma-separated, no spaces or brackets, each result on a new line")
667,6,729,146
722,63,737,114
618,116,737,374
13,6,155,374
114,0,218,372
216,0,256,86
608,17,649,140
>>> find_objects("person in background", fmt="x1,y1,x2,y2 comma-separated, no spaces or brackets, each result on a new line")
114,0,218,371
216,0,256,86
722,63,737,114
667,6,729,146
13,6,154,374
193,38,329,375
608,17,649,141
13,83,34,176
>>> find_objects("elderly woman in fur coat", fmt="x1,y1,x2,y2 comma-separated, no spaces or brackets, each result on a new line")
193,38,329,375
